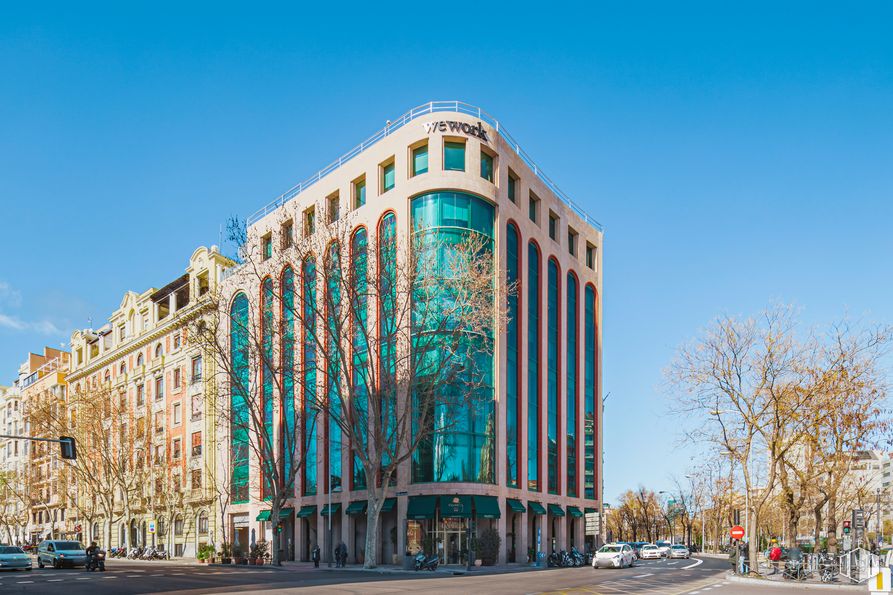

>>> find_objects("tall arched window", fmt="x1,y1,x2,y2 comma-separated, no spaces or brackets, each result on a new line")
302,258,318,496
137,353,144,367
229,292,250,504
325,242,342,493
566,272,579,497
378,213,397,479
261,278,275,499
154,344,163,358
351,228,368,490
584,284,598,500
547,258,561,495
281,267,296,495
505,223,521,488
527,241,541,492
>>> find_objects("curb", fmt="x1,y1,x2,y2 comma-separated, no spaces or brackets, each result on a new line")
725,570,865,590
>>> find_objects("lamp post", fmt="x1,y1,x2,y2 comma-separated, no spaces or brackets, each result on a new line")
877,488,882,547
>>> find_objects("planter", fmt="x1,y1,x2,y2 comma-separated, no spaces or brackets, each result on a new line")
255,559,264,566
247,559,256,565
221,558,232,564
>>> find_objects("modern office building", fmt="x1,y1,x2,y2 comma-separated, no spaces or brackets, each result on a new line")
67,246,233,556
221,101,603,565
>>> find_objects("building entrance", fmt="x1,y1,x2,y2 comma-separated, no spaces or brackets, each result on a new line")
435,518,468,565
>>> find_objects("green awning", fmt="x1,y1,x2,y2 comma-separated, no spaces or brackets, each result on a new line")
548,504,565,517
278,507,294,519
296,505,317,518
567,506,583,518
474,495,501,519
440,495,472,518
320,503,341,516
346,500,367,516
380,498,397,513
407,496,436,520
256,510,271,521
584,507,597,514
507,498,526,513
528,501,547,515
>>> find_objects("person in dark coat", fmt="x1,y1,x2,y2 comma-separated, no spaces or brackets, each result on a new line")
311,543,321,568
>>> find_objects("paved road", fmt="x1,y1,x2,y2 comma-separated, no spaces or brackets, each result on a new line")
0,556,853,594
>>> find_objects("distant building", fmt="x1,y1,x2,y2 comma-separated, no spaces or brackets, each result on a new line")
0,384,27,544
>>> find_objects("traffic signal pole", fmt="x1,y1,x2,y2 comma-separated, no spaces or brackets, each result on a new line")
0,435,77,459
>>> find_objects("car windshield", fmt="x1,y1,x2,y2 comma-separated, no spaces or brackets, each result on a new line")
643,545,657,550
55,541,84,550
672,545,686,550
0,546,23,554
599,546,622,553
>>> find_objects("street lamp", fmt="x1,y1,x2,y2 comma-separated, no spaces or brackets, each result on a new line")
877,488,882,547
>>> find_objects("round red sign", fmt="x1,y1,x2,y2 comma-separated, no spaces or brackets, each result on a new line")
729,525,745,539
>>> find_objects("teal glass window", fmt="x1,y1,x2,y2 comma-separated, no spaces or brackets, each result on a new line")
506,223,521,488
351,229,368,490
508,173,517,203
229,293,250,504
480,151,494,182
261,278,275,500
527,242,540,492
382,162,395,193
444,141,465,171
302,258,318,496
547,258,560,495
584,285,597,500
326,243,343,492
412,144,429,176
410,191,495,484
379,213,398,481
281,267,296,496
354,179,366,208
566,273,578,497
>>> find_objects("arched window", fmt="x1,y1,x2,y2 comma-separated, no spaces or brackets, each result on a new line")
154,343,163,359
325,242,342,492
104,370,111,384
566,271,578,497
351,228,368,490
505,222,521,489
174,515,184,537
547,257,560,494
527,241,541,491
302,258,318,496
378,213,397,480
119,362,126,375
136,353,144,367
260,277,275,500
198,511,209,535
281,267,296,495
229,293,250,504
584,284,598,500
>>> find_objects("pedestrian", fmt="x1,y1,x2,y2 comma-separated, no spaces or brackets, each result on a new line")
337,542,347,567
769,540,782,575
729,541,739,573
311,543,320,568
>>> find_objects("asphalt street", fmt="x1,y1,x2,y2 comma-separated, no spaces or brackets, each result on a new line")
0,556,858,594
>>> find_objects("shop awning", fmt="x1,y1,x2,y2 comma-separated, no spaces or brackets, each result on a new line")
296,505,317,518
278,507,295,518
474,495,501,519
440,495,472,518
528,501,547,515
256,510,272,521
548,504,565,517
407,495,437,520
567,506,583,518
507,498,527,514
380,498,397,513
346,500,367,516
584,507,597,514
257,507,294,521
320,503,341,516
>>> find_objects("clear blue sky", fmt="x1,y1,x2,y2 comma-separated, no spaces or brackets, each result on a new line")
2,2,891,503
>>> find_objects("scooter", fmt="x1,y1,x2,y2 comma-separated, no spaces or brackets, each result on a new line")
414,550,439,571
570,547,584,567
85,550,106,572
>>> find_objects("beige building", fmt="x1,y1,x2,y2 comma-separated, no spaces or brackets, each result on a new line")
67,246,233,556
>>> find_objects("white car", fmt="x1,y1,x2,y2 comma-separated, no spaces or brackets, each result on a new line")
592,543,635,569
669,544,691,559
639,544,663,560
655,541,672,557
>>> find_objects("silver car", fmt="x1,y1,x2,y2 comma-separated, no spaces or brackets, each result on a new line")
669,544,690,559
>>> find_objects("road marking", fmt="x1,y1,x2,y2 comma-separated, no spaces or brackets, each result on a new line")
681,558,703,569
17,581,34,583
48,579,63,582
633,573,654,578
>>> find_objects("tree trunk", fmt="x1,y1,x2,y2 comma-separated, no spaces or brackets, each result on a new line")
827,496,838,554
748,509,759,576
364,496,383,569
271,503,281,566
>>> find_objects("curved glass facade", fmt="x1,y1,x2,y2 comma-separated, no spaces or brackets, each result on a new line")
326,243,343,492
527,242,541,492
302,258,318,496
351,228,368,490
584,285,597,500
281,267,296,495
261,278,275,500
229,293,250,504
547,259,560,495
379,213,397,474
505,223,520,488
410,191,496,484
566,273,578,498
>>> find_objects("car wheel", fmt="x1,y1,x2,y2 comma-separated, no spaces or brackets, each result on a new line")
37,559,44,569
25,567,31,571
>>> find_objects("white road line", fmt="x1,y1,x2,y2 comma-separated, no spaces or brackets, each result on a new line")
681,558,704,569
48,579,64,582
633,573,654,578
17,581,34,584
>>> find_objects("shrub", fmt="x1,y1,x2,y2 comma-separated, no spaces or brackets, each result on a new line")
477,527,501,566
197,544,215,560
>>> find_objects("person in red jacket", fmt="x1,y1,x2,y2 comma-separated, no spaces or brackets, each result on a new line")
769,540,783,574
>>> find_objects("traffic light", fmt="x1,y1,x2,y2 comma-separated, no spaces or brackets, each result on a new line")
843,520,851,535
59,436,77,460
276,523,283,534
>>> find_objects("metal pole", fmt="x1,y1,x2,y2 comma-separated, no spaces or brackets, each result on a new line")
327,472,332,568
877,488,882,547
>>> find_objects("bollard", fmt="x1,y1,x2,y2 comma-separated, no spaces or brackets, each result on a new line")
869,567,891,594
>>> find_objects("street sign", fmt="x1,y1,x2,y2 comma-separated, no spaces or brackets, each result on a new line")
853,509,865,545
730,525,745,540
148,520,156,534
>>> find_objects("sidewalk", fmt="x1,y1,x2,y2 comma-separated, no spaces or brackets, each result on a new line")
725,570,864,591
206,559,550,576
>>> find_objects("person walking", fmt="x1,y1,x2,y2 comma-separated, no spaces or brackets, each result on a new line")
769,540,782,575
311,543,321,568
729,541,739,573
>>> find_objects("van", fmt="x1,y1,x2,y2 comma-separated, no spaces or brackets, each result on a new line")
36,540,87,569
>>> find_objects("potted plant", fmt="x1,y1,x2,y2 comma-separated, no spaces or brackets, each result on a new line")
197,544,214,564
251,541,268,566
528,546,536,565
219,542,232,564
233,545,245,565
477,528,501,566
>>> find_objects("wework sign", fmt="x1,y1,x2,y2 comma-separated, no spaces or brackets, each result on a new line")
423,120,489,142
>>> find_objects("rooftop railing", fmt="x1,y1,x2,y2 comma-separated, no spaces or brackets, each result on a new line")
245,100,603,231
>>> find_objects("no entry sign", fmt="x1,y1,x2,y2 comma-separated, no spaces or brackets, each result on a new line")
730,525,745,539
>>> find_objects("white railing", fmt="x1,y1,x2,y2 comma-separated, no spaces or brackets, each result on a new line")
245,100,603,231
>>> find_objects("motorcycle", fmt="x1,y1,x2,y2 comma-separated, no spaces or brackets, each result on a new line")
548,551,561,567
570,547,584,567
86,550,106,572
783,548,806,581
817,553,837,583
413,550,439,571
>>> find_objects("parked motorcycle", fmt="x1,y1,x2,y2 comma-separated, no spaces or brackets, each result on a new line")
547,551,561,567
413,550,439,571
783,548,806,581
570,547,584,567
86,549,106,572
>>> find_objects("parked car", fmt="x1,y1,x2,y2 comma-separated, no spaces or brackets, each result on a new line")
655,541,672,557
0,545,32,571
669,544,691,559
592,543,636,569
632,542,649,557
639,544,663,560
36,540,87,569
